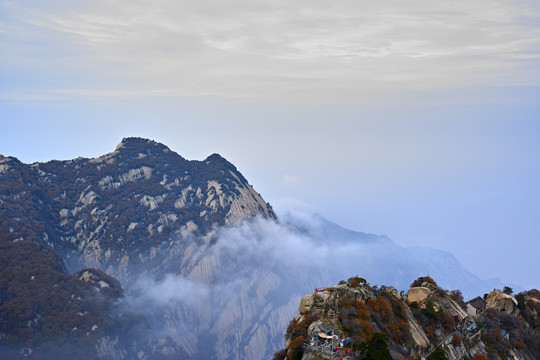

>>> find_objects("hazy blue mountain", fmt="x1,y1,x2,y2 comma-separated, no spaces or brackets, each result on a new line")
281,212,513,298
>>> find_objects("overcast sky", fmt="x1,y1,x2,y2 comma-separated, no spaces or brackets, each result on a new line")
1,0,539,290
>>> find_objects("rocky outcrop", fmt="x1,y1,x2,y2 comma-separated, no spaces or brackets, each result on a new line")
299,294,314,314
276,277,540,360
75,268,123,298
313,292,329,307
486,290,519,314
406,286,431,304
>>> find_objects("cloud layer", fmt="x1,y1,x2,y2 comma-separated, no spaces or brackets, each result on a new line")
2,0,540,101
118,213,512,358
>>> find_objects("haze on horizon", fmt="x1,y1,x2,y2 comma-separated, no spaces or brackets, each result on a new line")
1,0,539,290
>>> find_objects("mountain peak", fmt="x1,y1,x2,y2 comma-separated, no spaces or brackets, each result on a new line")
204,153,227,162
116,137,171,153
203,153,238,170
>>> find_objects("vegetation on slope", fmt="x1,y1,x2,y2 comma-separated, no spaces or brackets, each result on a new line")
275,276,540,360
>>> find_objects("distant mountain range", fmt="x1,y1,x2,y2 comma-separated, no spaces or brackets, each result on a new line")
281,212,513,298
0,137,515,359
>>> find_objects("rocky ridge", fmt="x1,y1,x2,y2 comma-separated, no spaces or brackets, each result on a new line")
276,276,540,360
1,137,276,277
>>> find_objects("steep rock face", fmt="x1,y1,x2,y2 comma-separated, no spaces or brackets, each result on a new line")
404,306,430,349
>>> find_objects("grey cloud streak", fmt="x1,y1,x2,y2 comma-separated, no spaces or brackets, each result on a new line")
3,0,540,101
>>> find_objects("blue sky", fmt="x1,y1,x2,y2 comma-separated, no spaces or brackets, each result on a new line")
1,0,539,290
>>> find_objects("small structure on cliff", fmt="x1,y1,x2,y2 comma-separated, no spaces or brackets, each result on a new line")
466,296,487,318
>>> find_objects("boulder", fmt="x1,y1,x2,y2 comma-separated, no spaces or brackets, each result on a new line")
486,290,519,314
299,294,314,314
406,287,431,305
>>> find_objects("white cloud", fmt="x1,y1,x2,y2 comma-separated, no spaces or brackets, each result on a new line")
131,273,210,306
2,0,539,101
